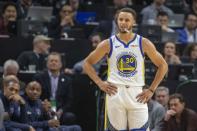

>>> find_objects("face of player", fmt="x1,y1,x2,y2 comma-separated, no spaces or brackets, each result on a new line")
169,98,185,116
26,82,42,101
117,12,135,34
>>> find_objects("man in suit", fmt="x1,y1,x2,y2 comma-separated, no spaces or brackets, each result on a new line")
34,52,76,125
17,35,51,71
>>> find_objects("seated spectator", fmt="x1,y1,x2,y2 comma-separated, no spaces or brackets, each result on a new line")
93,8,119,39
17,35,51,71
143,85,165,131
182,44,197,63
186,0,197,15
176,12,197,44
1,75,35,131
16,0,33,19
0,59,25,93
65,32,106,74
113,0,129,8
163,93,197,131
48,4,81,39
163,42,181,65
0,2,17,36
68,0,80,17
34,52,76,125
155,86,169,110
141,0,174,25
156,11,174,32
0,98,4,130
23,81,82,131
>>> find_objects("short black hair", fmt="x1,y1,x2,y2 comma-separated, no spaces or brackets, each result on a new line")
157,11,169,18
183,44,197,57
169,93,185,104
2,2,17,14
89,32,104,41
115,7,136,24
185,12,197,20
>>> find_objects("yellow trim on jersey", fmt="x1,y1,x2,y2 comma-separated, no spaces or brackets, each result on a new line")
142,61,145,83
104,95,108,130
107,58,110,79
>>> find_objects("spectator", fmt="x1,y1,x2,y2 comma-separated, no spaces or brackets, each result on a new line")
0,75,35,131
23,81,82,131
0,2,17,36
182,44,197,63
0,59,26,93
143,85,165,131
65,32,105,74
34,52,76,125
0,98,4,130
68,0,80,17
16,0,33,19
176,12,197,44
113,0,129,8
156,11,174,32
155,86,169,110
93,8,119,39
17,35,51,71
163,93,197,131
163,42,181,65
141,0,174,25
186,0,197,15
48,4,81,39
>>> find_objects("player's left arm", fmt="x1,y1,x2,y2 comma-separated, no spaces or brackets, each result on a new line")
142,38,168,92
136,38,168,103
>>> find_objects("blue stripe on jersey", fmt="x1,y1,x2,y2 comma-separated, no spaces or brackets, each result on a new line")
115,34,137,48
108,37,113,58
139,36,144,57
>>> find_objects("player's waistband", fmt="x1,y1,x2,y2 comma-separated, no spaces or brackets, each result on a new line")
107,82,144,89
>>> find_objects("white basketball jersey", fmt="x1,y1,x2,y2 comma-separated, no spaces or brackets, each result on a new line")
107,34,145,86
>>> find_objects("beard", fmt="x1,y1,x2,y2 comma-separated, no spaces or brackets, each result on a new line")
118,25,132,34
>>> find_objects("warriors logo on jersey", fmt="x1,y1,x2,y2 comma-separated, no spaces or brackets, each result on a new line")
116,52,137,77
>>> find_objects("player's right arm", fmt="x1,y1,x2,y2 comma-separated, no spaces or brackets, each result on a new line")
83,39,117,95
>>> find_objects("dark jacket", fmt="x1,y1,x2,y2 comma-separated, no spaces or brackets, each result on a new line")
17,51,47,71
163,108,197,131
33,70,73,112
23,95,50,129
0,94,31,131
93,20,113,39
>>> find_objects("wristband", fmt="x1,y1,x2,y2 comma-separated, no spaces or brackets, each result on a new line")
148,88,154,93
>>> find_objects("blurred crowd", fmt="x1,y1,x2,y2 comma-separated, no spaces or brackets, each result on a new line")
0,0,197,131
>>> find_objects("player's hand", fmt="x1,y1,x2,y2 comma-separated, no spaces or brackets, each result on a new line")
164,109,176,121
98,81,117,96
136,89,154,103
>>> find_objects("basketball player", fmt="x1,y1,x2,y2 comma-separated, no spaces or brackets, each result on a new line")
83,8,168,131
